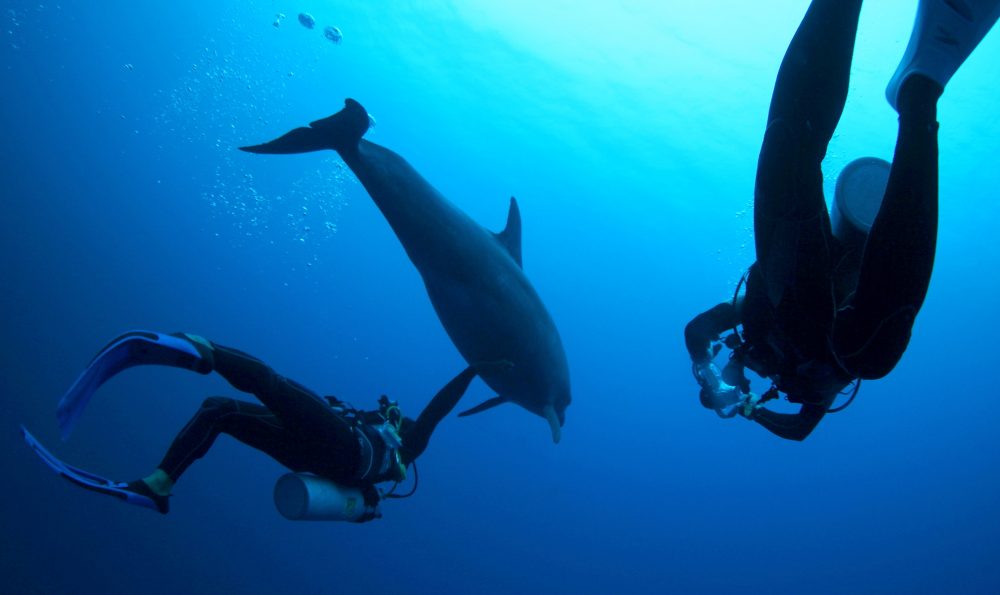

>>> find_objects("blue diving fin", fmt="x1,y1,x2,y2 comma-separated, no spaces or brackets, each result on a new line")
21,425,165,513
56,330,211,440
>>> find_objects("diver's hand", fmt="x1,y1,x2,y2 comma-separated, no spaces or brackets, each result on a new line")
737,392,763,419
693,362,741,409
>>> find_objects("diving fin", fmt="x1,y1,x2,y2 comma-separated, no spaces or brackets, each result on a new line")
887,0,1000,110
21,425,168,514
239,98,371,154
457,396,508,417
56,331,212,440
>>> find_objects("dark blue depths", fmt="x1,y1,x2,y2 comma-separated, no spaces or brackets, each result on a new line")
2,1,999,594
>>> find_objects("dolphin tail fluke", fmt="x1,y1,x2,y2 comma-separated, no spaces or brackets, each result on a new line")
239,98,370,155
457,396,507,417
239,127,330,154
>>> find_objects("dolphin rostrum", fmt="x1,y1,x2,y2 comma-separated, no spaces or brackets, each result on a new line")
240,99,571,442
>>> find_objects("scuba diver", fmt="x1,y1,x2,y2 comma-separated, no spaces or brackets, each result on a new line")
685,0,1000,440
24,330,488,522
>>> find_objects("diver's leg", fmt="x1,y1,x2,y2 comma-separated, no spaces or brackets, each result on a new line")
206,343,357,457
154,397,358,484
763,0,864,154
157,397,289,482
755,0,863,250
752,0,863,356
835,76,941,378
115,332,337,432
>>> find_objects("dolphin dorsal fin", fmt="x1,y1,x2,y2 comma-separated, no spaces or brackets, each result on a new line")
457,395,508,417
494,197,522,268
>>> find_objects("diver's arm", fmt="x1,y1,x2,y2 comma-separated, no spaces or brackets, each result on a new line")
685,301,742,364
746,402,827,442
686,301,744,409
400,367,477,464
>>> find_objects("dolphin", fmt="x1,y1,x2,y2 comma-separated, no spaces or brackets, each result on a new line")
240,99,571,442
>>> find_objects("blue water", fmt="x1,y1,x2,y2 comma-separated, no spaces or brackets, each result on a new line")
3,1,999,593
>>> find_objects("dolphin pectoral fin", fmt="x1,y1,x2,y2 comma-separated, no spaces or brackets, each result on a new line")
239,99,371,155
493,197,523,268
239,127,328,154
544,405,562,444
457,396,508,417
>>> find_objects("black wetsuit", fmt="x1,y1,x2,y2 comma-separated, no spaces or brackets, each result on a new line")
157,341,475,487
686,0,940,440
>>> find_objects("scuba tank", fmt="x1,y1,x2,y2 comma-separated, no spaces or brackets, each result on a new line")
271,396,408,522
273,473,377,522
831,157,891,248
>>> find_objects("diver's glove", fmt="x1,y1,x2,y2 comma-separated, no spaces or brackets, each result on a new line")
737,392,763,420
